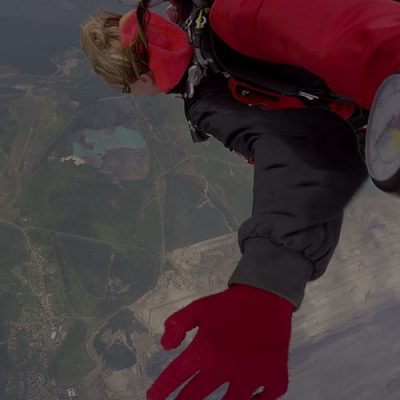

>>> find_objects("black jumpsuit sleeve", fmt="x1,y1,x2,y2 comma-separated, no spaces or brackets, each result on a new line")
184,75,368,310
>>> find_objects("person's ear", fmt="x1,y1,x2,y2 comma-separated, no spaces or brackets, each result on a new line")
138,73,155,85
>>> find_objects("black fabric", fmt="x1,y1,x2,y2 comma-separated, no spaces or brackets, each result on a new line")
174,0,200,25
184,74,368,310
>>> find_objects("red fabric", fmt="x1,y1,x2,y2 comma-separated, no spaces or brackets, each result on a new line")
228,77,306,110
210,0,400,109
147,284,294,400
119,10,193,92
228,78,356,129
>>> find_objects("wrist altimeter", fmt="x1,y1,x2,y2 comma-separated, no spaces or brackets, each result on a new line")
366,74,400,194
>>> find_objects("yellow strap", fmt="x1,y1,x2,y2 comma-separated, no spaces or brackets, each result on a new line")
195,9,204,29
195,7,210,29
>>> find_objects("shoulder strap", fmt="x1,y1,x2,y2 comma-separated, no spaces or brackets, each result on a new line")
181,1,224,98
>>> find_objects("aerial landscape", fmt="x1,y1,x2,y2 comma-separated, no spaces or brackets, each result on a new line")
1,1,400,400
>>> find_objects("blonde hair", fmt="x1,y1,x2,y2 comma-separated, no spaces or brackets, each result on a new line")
80,8,150,87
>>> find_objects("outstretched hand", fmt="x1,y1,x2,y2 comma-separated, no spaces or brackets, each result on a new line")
147,284,295,400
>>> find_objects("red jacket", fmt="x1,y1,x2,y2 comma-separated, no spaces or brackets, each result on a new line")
210,0,400,109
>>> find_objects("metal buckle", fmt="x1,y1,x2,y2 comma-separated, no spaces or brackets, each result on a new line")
298,91,319,101
185,64,206,99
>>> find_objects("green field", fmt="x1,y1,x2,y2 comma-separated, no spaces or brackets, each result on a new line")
109,249,158,292
95,246,158,316
0,291,21,343
58,237,112,298
0,91,76,204
18,147,163,318
164,173,231,250
0,223,28,279
19,161,162,248
0,112,17,155
191,157,253,222
49,321,96,387
53,242,100,316
52,235,158,318
19,162,122,237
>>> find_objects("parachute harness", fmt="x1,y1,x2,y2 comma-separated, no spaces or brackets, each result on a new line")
181,1,226,99
180,0,368,160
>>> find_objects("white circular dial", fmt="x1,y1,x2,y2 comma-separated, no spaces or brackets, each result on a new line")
366,74,400,186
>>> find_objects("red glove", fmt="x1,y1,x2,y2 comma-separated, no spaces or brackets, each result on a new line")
147,284,295,400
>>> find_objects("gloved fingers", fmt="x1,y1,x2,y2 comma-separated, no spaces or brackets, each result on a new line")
174,370,225,400
161,299,204,350
221,384,284,400
251,386,286,400
250,386,265,399
146,345,200,400
221,384,255,400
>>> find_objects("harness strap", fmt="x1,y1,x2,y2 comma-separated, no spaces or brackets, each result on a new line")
183,0,369,143
182,5,222,99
